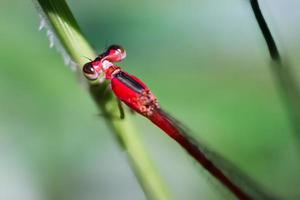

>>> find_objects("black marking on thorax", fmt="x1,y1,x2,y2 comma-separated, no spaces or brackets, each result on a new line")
115,71,145,94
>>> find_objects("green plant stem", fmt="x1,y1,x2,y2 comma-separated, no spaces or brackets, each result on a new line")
250,0,300,136
33,0,171,199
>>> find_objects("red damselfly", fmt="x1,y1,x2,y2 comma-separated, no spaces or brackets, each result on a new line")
82,45,272,200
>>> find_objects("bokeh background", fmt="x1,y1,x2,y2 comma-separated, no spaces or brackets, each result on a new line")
0,0,300,199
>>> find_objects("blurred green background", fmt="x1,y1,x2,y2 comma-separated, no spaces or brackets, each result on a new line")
0,0,300,199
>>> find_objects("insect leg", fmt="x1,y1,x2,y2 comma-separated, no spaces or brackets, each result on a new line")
117,100,125,119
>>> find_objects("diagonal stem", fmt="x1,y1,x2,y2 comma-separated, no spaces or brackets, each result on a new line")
250,0,300,136
32,0,171,199
250,0,280,60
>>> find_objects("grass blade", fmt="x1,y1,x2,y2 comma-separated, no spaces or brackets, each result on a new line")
32,0,171,199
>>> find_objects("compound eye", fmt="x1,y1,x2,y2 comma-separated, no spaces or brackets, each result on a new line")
106,44,126,62
83,62,99,80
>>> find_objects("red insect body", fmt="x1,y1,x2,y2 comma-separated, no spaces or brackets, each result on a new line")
111,71,159,117
149,109,250,200
82,45,252,200
91,60,103,73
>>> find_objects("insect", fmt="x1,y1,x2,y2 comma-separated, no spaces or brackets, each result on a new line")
82,45,250,200
83,45,159,118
